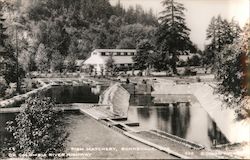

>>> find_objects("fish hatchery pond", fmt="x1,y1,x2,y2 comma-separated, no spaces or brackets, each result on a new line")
0,84,229,157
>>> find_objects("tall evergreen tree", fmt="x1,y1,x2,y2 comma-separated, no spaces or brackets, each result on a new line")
229,19,242,42
0,12,19,87
215,40,247,111
106,54,115,76
35,43,49,72
205,16,241,66
113,0,125,17
206,17,217,51
241,23,250,96
156,0,192,74
133,39,155,74
241,23,250,56
0,13,8,76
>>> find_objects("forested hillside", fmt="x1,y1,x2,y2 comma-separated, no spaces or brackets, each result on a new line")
0,0,158,72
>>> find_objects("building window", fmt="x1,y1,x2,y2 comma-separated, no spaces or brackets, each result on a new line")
101,52,105,56
131,52,135,56
124,52,128,56
117,52,121,56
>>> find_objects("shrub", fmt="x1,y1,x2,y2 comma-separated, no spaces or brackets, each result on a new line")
6,96,68,158
0,79,7,97
4,83,16,99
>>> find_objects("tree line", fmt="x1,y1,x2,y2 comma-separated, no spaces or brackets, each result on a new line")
0,0,158,77
0,0,202,81
203,15,248,109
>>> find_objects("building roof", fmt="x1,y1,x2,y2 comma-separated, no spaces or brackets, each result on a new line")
84,55,134,65
94,49,136,53
83,49,136,65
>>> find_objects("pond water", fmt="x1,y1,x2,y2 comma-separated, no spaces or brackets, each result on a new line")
128,95,229,148
0,85,229,154
43,85,107,104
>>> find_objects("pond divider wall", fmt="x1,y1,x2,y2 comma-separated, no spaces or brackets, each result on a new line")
122,83,152,95
0,78,93,108
0,84,53,108
150,130,205,150
123,132,190,159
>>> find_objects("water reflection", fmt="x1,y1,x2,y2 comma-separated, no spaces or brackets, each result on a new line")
130,95,153,106
171,104,190,138
91,85,102,95
128,94,229,148
44,85,107,104
208,121,228,146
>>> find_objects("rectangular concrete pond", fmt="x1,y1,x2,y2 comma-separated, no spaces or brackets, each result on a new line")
0,84,231,158
0,112,176,159
128,95,229,148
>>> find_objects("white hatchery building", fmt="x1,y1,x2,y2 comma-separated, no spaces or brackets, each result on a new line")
83,49,136,74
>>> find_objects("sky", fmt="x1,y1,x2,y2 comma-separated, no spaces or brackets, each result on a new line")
110,0,250,50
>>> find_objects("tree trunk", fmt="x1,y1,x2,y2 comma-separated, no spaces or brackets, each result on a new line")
172,60,177,75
